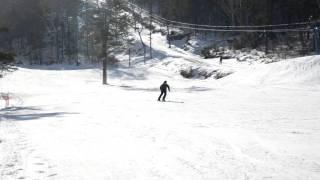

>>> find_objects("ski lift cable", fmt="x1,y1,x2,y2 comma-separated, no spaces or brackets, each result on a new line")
151,15,310,33
168,24,311,33
128,2,317,30
153,14,315,29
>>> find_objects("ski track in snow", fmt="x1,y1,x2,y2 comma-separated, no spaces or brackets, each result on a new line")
1,29,320,179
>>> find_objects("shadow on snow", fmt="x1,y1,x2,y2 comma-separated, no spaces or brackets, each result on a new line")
0,106,79,121
119,85,212,92
17,64,99,71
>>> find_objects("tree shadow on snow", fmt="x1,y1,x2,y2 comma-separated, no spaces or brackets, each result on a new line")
0,106,43,112
0,106,79,121
17,64,99,71
110,84,213,93
116,85,158,92
128,42,185,66
109,67,149,80
185,86,213,92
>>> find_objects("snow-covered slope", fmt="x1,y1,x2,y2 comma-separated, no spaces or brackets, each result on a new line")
1,26,320,180
223,55,320,87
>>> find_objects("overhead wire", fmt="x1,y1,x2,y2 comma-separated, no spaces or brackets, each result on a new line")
152,13,314,29
166,24,311,33
150,11,312,33
128,1,315,33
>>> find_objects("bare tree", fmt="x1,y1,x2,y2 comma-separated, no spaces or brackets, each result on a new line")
130,7,147,63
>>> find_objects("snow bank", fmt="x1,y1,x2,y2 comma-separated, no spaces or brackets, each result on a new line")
224,55,320,86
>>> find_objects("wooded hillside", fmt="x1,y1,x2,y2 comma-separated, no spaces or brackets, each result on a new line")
0,0,319,65
134,0,320,26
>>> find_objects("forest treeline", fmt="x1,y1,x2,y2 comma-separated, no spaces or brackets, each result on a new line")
135,0,320,27
0,0,320,66
0,0,131,65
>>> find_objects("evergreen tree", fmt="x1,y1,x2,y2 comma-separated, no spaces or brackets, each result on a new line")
0,28,15,77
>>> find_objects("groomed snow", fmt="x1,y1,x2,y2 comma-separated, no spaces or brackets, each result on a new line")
1,29,320,180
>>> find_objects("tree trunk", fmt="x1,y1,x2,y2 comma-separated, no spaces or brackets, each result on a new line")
102,9,109,85
56,28,60,64
85,0,90,62
149,0,153,59
138,30,146,64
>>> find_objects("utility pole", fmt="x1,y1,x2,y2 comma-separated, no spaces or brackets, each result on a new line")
265,30,268,54
149,0,153,59
167,23,171,48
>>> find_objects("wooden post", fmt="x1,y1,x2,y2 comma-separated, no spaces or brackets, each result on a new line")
1,93,9,108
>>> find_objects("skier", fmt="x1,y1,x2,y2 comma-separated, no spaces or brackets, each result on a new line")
158,81,170,101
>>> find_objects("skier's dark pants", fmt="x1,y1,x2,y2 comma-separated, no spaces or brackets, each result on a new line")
158,90,167,101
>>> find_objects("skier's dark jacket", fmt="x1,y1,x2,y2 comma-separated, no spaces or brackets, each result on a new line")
160,83,170,92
